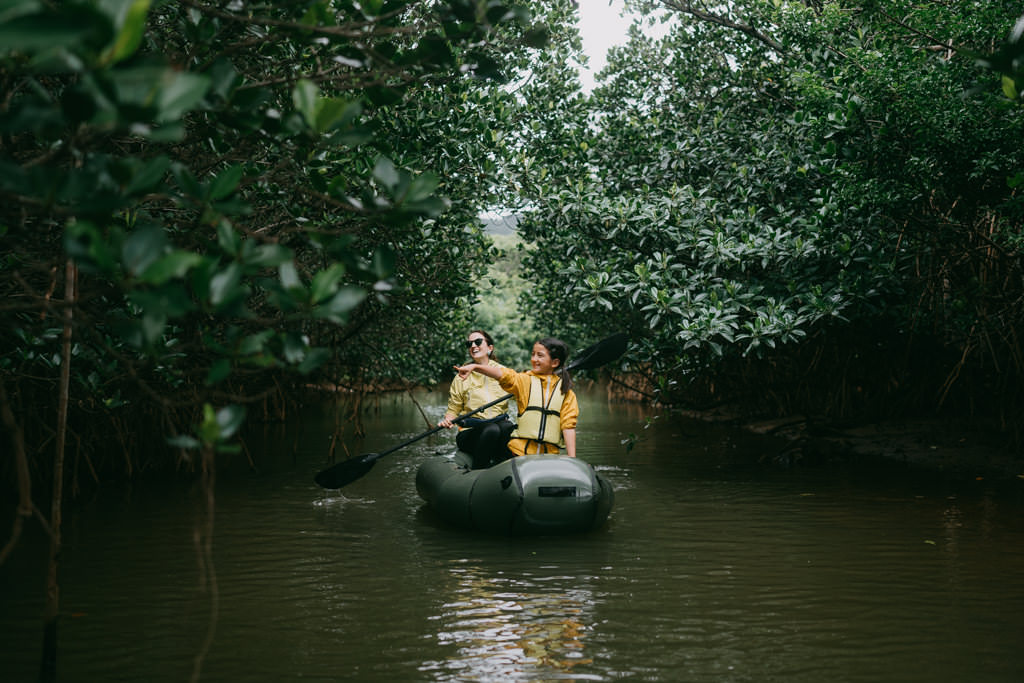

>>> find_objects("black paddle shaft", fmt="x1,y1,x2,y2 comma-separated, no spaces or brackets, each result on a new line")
369,393,511,463
313,392,512,488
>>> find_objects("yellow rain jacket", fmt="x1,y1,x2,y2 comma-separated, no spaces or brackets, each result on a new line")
446,359,509,425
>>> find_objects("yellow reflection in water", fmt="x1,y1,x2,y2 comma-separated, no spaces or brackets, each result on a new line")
429,564,595,681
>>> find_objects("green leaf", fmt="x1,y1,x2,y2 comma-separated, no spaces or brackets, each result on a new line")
314,285,366,323
292,78,319,129
314,97,361,133
359,0,383,17
248,244,294,268
297,347,330,374
309,264,346,304
216,221,240,256
189,258,216,301
522,27,549,49
238,330,273,355
365,85,402,106
197,404,218,445
328,124,375,148
124,155,170,195
278,261,302,291
215,404,246,440
0,160,30,195
412,34,454,66
64,220,121,274
0,0,42,24
209,164,244,200
122,225,167,276
282,332,307,363
404,172,439,202
373,156,400,191
99,0,151,66
155,72,211,123
128,284,195,318
0,9,101,52
171,164,203,199
206,358,231,386
142,122,186,142
402,196,449,216
195,403,245,446
1002,75,1019,101
140,310,167,344
209,262,243,307
139,250,203,284
371,247,395,279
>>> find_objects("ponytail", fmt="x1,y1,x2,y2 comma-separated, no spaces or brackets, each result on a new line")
537,337,572,392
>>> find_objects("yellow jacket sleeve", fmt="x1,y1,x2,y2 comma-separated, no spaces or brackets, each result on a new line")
559,389,579,430
498,367,531,411
445,375,469,417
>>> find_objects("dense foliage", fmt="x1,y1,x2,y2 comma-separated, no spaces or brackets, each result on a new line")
507,0,1024,436
1,0,547,485
3,0,1023,485
4,4,1023,675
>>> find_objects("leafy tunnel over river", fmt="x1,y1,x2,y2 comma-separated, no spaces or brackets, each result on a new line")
4,1,1024,680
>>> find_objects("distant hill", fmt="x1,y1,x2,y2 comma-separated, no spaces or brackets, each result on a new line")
481,213,519,235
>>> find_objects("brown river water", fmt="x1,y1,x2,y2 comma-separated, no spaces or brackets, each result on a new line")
2,389,1024,682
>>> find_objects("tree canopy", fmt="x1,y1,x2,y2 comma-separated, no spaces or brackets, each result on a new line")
9,3,1024,679
3,0,1024,492
1,0,552,486
506,0,1024,432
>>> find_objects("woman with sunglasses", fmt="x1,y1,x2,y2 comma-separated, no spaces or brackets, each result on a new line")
454,337,578,459
438,330,515,469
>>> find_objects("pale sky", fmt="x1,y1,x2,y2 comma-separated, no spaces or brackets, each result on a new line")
577,0,633,91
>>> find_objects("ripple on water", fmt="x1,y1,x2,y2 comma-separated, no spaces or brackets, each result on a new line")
5,394,1024,682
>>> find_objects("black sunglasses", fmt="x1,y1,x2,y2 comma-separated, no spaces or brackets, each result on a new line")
465,338,487,349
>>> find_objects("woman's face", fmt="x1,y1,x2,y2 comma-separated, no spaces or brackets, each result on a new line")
466,333,492,362
530,342,561,375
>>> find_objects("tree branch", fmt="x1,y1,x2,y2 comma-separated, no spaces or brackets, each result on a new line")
658,0,785,54
0,379,34,566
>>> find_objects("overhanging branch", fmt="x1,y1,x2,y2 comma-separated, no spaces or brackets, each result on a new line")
658,0,785,54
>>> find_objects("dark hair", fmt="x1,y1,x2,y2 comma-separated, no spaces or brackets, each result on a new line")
468,329,498,361
536,337,572,392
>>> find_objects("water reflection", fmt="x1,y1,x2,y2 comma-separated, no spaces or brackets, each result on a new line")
3,390,1024,682
425,563,599,682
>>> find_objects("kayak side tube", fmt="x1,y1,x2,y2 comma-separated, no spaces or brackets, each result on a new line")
512,455,614,535
415,453,614,535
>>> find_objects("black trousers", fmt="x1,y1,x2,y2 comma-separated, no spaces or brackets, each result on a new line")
456,417,515,470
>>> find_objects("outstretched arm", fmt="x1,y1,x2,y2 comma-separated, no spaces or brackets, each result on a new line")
454,362,503,381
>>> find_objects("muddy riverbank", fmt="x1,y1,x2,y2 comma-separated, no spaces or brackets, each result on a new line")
681,408,1024,483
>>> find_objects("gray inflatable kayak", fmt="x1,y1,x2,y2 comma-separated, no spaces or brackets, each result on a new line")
415,451,614,535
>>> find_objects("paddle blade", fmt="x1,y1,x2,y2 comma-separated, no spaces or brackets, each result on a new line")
314,453,377,489
567,332,628,372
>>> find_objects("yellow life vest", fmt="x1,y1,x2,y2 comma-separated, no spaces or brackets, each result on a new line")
511,375,565,448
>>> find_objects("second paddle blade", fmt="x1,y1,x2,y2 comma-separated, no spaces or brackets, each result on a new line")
314,453,378,489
